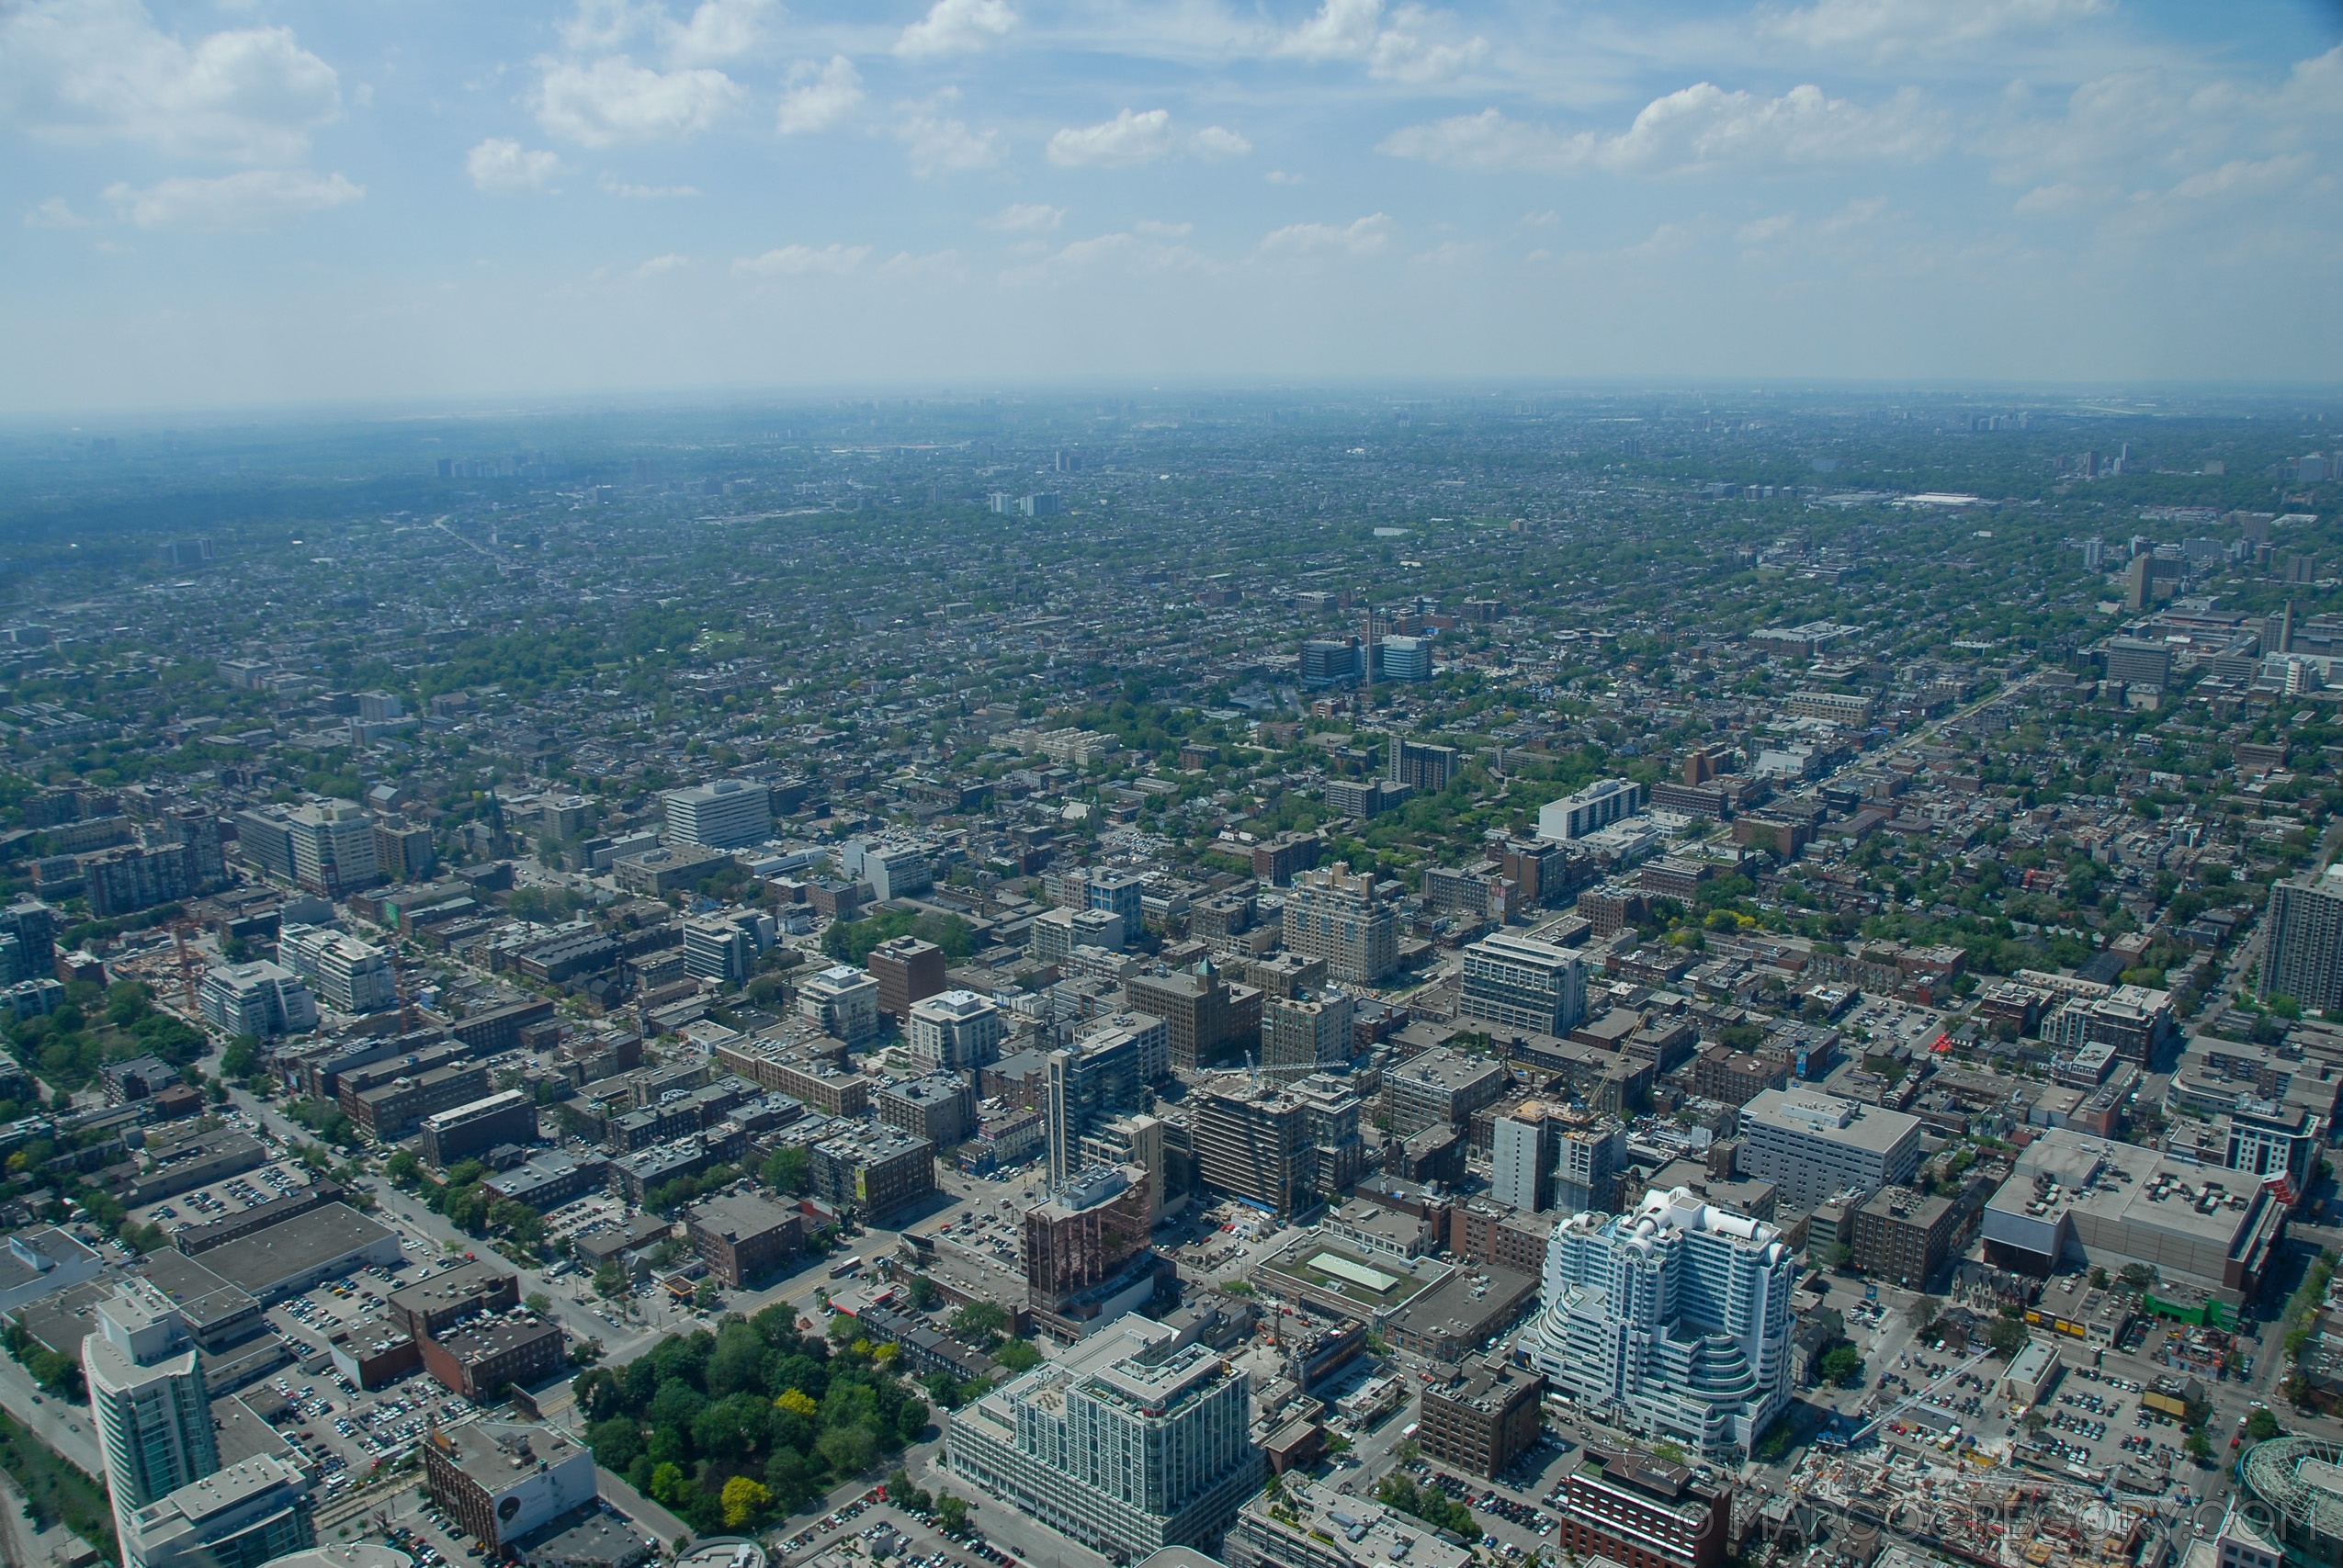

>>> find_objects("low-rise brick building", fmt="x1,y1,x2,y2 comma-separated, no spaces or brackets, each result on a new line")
1419,1359,1545,1480
1853,1184,1958,1289
418,1310,566,1399
686,1190,803,1287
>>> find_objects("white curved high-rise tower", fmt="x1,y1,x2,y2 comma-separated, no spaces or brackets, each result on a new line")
1523,1185,1793,1456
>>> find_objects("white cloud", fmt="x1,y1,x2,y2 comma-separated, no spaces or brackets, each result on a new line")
899,99,1002,175
1367,15,1488,85
24,197,89,229
1049,108,1175,168
986,202,1064,231
1192,126,1251,159
1047,111,1251,168
1737,213,1795,244
0,0,340,162
558,0,771,63
1380,85,1948,178
1762,0,2110,56
1266,169,1304,184
1134,219,1193,236
467,138,564,194
663,0,775,66
733,243,872,276
536,55,741,145
103,167,361,228
1272,0,1485,84
1378,110,1590,173
776,56,862,135
634,252,691,276
877,249,967,280
1260,212,1393,256
602,175,702,197
2011,180,2119,214
1273,0,1380,62
1004,228,1214,281
895,0,1015,61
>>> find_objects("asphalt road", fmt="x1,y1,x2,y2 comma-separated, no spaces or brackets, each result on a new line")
0,1344,105,1477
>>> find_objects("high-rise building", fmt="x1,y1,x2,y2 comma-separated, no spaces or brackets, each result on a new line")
1555,1113,1627,1214
1191,1074,1362,1219
907,988,1005,1071
680,917,753,986
1046,1028,1149,1185
1078,1113,1169,1225
2102,637,2173,690
277,924,398,1013
945,1316,1262,1560
1460,931,1587,1036
1299,637,1364,687
1736,1089,1922,1213
232,808,297,883
284,801,381,897
1024,1164,1160,1336
1262,991,1353,1071
798,965,882,1043
1491,1112,1556,1212
198,962,318,1037
85,1280,222,1545
1525,1187,1794,1456
841,838,934,901
661,779,773,849
1382,1046,1511,1137
1537,779,1646,841
1088,870,1148,935
868,935,947,1021
1282,865,1398,987
1126,966,1239,1070
1390,739,1462,794
119,1454,314,1568
2264,863,2343,1015
1379,637,1433,682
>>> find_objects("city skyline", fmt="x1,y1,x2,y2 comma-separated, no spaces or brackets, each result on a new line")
4,0,2341,411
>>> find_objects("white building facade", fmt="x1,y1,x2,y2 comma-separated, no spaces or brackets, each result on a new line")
1524,1186,1794,1458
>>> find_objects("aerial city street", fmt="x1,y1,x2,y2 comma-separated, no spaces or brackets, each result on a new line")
0,392,2334,1568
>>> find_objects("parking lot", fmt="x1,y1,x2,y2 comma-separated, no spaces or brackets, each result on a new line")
1839,998,1949,1053
128,1157,324,1235
773,1490,1026,1568
225,1258,491,1504
1876,1321,2261,1506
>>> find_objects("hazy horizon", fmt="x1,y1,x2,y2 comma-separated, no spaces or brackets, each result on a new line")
6,0,2342,413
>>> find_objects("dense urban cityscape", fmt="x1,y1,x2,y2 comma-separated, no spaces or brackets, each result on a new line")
0,387,2337,1568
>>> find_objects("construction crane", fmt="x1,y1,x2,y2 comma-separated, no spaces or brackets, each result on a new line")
1820,1345,2000,1450
167,917,203,1017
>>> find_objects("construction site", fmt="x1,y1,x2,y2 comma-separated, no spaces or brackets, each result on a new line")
1753,1446,2159,1568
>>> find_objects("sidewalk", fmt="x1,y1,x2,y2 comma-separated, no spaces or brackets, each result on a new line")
597,1466,696,1550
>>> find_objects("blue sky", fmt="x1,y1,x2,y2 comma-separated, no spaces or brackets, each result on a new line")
4,0,2339,410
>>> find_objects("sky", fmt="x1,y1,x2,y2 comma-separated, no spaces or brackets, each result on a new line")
3,0,2340,412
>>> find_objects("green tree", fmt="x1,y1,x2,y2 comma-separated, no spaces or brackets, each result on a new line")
2247,1408,2282,1443
763,1146,810,1194
948,1302,1009,1344
594,1262,628,1300
935,1493,969,1536
1820,1346,1863,1387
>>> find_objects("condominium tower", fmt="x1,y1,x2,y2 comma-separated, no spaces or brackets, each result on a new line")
1525,1187,1794,1457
